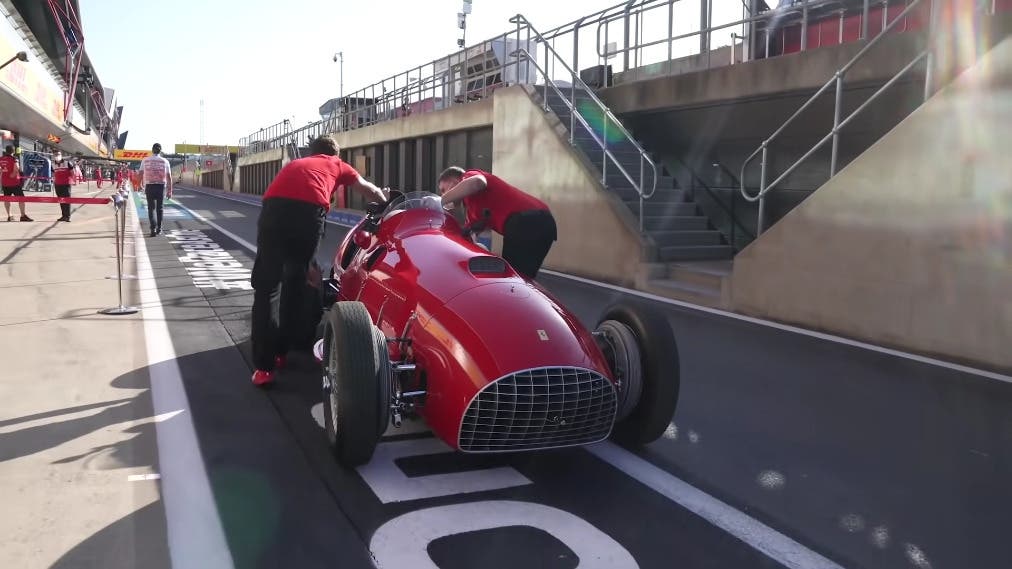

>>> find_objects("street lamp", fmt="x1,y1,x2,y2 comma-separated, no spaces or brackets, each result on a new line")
332,51,343,102
0,51,27,71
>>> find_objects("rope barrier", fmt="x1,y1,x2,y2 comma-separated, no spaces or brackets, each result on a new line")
0,196,111,204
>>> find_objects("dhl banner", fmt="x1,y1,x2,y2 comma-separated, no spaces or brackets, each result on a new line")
114,149,152,161
175,143,239,154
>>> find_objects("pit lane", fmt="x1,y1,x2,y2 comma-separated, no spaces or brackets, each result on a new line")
133,186,1012,569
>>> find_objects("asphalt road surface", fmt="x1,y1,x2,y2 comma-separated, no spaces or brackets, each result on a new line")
119,186,1011,569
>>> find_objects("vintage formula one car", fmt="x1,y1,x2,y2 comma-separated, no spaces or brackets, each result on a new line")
313,191,679,466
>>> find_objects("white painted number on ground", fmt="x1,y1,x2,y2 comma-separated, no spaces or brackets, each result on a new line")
370,501,639,568
356,438,531,503
168,229,252,290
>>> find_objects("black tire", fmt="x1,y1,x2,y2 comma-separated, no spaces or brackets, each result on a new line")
322,301,388,466
597,303,680,445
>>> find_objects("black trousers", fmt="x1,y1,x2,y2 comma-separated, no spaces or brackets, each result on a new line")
501,209,557,280
251,197,326,371
145,184,165,229
55,184,71,218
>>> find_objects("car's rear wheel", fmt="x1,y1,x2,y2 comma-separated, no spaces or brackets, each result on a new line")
595,303,680,444
322,301,390,466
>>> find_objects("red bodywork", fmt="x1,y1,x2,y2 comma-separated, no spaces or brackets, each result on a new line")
332,196,616,451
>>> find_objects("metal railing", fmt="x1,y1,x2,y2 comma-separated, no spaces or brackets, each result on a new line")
533,0,925,87
737,0,939,234
237,14,659,230
238,119,291,157
510,15,658,231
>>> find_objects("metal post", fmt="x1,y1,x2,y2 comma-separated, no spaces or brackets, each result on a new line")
700,0,709,55
572,23,580,143
923,0,940,102
882,0,889,30
801,0,809,51
602,119,608,185
623,1,633,71
756,146,768,235
861,0,871,39
516,17,522,85
639,157,645,232
838,10,845,43
100,198,138,315
830,74,843,175
543,46,549,110
667,0,674,63
706,0,714,68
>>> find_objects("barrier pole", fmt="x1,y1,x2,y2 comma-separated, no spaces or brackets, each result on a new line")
107,191,137,278
100,194,138,315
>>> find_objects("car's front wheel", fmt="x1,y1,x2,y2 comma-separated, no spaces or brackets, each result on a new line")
322,301,390,466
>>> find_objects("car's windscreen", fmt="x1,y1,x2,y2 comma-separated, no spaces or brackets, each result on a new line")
382,191,445,217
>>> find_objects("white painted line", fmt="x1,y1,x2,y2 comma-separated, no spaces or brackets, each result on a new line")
587,442,845,569
542,269,1012,384
127,473,162,482
130,198,235,569
178,185,355,228
177,186,1009,383
170,198,258,252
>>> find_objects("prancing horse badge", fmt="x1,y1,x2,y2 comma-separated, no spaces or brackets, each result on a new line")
537,329,549,341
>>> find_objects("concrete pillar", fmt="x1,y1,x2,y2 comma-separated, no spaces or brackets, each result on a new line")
382,143,396,187
434,135,446,174
399,140,415,190
416,137,433,191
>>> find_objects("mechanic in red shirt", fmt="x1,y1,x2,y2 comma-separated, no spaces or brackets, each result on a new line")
438,166,557,280
93,165,103,188
251,134,388,386
0,145,31,222
53,153,75,222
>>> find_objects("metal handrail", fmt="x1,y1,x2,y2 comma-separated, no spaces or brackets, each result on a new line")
511,14,658,209
738,0,936,234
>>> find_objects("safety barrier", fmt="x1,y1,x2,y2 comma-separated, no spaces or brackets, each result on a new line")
0,190,137,315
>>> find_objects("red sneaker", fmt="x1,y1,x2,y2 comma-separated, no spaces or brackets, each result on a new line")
274,355,287,370
251,369,274,386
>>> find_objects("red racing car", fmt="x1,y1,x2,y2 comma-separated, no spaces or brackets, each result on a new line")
313,191,679,466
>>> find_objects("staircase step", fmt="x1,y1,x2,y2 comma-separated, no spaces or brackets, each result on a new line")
619,189,689,203
643,216,710,231
659,245,735,262
607,172,674,189
649,230,725,247
641,203,699,216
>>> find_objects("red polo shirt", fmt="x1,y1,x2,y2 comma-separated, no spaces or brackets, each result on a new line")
54,163,74,185
0,155,19,187
460,169,548,234
264,154,360,210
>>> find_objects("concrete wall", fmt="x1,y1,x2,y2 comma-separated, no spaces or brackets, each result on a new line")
491,86,647,286
731,38,1012,372
332,100,493,150
599,30,927,115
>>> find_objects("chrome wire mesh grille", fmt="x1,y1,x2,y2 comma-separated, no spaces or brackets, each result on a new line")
459,367,617,452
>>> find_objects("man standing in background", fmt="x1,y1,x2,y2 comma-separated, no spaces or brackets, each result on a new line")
0,145,31,222
53,153,75,222
140,142,173,237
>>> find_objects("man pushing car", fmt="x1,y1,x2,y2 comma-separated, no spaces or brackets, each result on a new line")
438,166,557,280
251,134,388,386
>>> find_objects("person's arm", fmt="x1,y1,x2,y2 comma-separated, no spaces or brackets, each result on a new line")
440,174,487,206
349,175,387,203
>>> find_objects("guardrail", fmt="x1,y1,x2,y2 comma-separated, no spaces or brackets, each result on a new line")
509,14,658,232
738,0,942,234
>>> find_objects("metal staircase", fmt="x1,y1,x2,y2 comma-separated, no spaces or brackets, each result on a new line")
511,15,734,263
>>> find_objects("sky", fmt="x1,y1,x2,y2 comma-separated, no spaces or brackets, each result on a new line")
79,0,743,151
